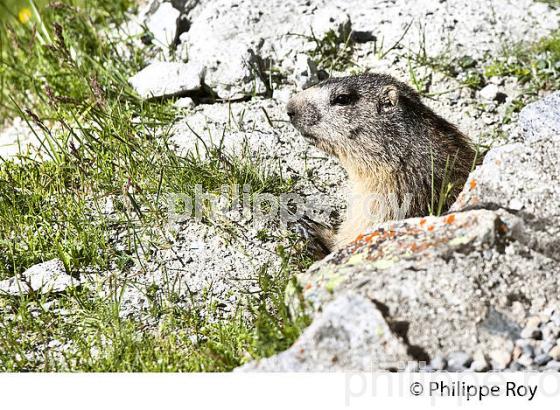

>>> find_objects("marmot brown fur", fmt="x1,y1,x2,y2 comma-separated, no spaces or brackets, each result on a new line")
287,73,478,250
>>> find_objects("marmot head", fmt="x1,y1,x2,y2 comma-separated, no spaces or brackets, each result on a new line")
286,73,429,167
287,73,477,224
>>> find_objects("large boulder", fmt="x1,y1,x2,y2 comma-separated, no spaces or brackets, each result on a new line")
238,292,412,371
295,209,559,359
451,91,560,260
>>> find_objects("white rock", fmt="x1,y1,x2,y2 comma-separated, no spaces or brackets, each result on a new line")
490,349,512,370
479,84,499,101
549,345,560,361
508,198,524,211
237,292,412,371
0,259,76,295
145,1,180,47
489,76,504,86
0,117,43,161
129,61,205,99
174,97,195,109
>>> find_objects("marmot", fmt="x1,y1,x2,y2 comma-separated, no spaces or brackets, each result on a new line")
287,73,478,250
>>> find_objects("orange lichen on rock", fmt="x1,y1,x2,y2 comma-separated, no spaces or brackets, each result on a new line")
445,214,456,224
419,218,427,226
363,231,380,243
469,179,477,190
427,225,435,232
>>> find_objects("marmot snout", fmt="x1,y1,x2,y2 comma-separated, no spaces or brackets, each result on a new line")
287,73,477,250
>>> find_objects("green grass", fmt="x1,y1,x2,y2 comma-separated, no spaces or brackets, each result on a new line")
408,28,560,98
484,31,560,94
0,1,310,371
0,251,310,371
404,26,560,144
289,28,355,74
538,0,560,8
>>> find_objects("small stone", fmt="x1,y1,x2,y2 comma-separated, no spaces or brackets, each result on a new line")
479,84,499,101
542,323,559,340
545,360,560,371
272,88,292,104
489,76,504,86
310,7,352,40
549,345,560,361
174,97,195,109
447,352,472,371
430,355,447,371
541,341,555,354
517,354,533,367
490,349,512,370
508,198,523,211
543,307,556,317
515,338,530,347
539,312,551,323
470,359,490,372
520,326,542,340
292,54,319,90
526,316,542,328
534,353,552,366
405,361,420,372
0,259,76,295
48,340,62,348
470,350,489,372
522,344,535,358
509,362,524,371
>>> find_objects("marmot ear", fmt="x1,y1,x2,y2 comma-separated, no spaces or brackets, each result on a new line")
382,85,399,107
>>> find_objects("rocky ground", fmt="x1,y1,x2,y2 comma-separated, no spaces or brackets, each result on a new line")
0,0,559,371
91,0,560,320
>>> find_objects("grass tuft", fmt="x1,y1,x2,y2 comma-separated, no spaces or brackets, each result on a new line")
0,0,310,371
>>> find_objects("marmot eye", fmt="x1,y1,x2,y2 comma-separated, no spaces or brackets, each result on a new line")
332,94,354,106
